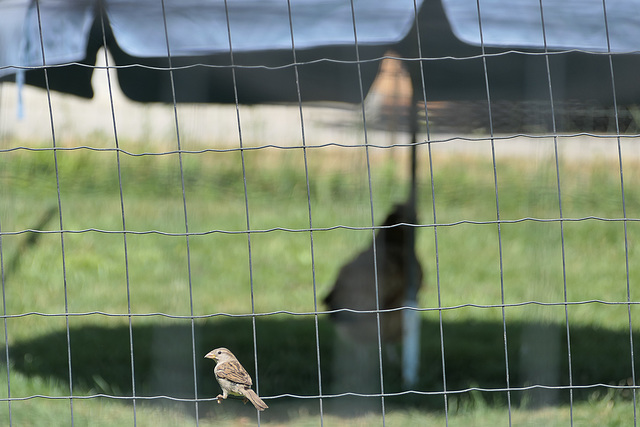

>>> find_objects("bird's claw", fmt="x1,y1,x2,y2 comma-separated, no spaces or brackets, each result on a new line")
216,394,224,404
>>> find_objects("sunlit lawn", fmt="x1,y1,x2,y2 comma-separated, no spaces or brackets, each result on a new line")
1,138,640,425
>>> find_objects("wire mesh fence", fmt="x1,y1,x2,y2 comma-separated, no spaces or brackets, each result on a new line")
1,0,640,426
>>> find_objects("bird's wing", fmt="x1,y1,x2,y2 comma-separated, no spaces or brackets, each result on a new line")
217,360,253,386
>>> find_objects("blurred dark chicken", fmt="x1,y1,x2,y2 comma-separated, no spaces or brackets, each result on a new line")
323,202,423,344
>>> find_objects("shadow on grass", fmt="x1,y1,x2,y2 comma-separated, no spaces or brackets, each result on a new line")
4,315,638,422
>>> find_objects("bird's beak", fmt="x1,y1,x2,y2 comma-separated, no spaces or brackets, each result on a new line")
204,350,216,360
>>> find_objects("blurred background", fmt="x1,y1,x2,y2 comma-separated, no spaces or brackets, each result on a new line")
2,1,640,426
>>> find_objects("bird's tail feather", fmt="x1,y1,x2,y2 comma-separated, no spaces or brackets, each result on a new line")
244,389,268,411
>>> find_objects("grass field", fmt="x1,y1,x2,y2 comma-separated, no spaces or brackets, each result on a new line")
1,137,640,426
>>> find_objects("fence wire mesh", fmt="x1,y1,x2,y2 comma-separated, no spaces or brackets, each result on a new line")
1,0,640,426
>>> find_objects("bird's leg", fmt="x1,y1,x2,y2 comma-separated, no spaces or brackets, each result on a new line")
216,389,228,404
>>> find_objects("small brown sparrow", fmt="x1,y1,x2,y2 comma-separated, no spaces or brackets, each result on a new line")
204,347,268,411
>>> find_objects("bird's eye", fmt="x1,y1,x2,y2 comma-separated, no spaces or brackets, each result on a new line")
217,351,222,354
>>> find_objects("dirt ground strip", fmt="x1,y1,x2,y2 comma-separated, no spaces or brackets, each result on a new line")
1,50,638,163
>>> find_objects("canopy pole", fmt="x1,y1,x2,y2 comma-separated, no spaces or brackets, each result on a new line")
402,67,420,388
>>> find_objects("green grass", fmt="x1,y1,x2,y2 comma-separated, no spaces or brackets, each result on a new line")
1,142,640,425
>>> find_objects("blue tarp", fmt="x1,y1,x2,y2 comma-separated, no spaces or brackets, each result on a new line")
1,0,640,104
444,0,640,53
0,0,423,77
3,0,640,79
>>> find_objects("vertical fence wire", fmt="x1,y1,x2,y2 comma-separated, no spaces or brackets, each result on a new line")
601,1,638,425
284,1,325,424
158,1,200,423
96,6,138,426
537,1,575,425
474,1,512,425
33,1,75,425
408,0,451,422
0,219,10,426
221,1,262,423
426,142,449,424
347,1,386,422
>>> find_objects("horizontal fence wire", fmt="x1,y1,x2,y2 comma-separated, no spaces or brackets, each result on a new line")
2,298,640,320
3,47,640,75
4,132,640,154
4,216,640,237
2,1,640,426
2,382,639,404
